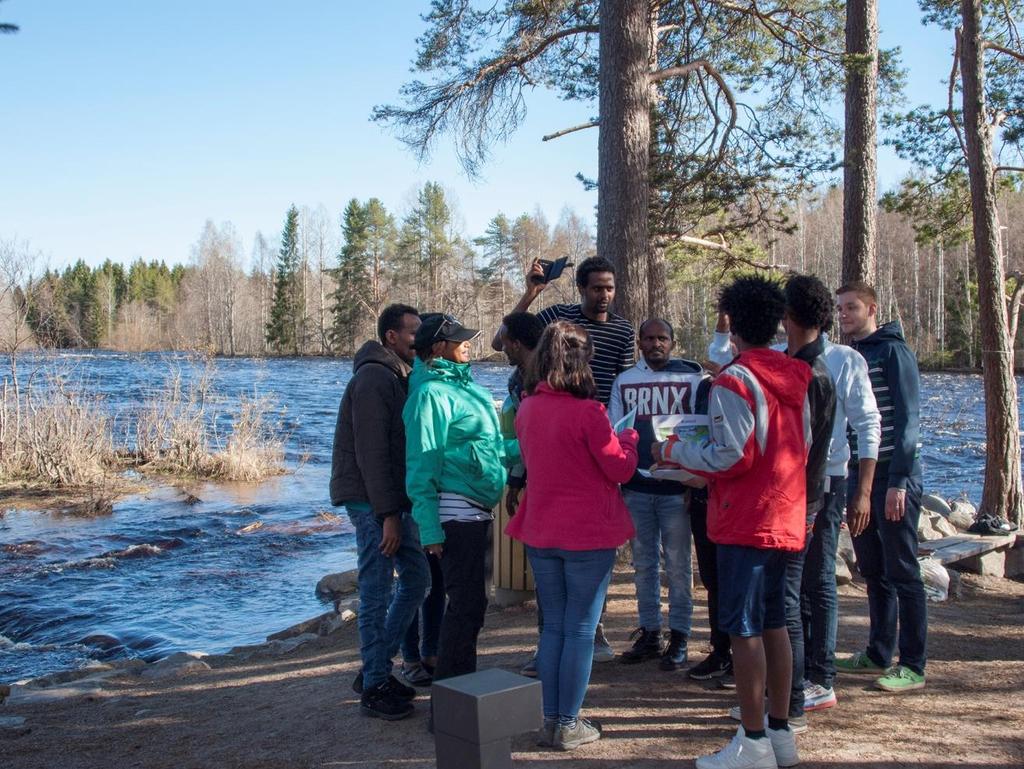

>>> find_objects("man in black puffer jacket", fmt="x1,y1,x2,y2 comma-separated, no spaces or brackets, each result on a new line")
330,304,430,721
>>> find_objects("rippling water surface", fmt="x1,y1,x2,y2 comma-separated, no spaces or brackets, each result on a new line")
1,352,1020,682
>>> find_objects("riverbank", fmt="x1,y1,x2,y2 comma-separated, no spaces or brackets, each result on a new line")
2,566,1022,768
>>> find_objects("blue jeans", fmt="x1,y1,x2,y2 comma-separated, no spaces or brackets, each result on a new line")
849,474,927,675
401,553,445,663
785,509,815,718
527,546,616,721
346,505,430,690
623,489,692,634
801,477,845,688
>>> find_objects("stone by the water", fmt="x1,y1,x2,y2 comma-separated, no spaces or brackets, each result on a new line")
948,497,977,530
315,570,359,599
921,493,953,517
5,679,106,705
140,652,211,680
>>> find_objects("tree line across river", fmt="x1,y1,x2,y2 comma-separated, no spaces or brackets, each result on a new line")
3,180,1023,370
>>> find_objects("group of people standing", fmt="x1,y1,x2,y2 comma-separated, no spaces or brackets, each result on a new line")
330,255,928,769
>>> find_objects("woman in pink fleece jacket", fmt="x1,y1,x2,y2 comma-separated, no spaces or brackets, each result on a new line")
506,321,639,751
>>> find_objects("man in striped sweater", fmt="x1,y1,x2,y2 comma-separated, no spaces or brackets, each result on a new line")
834,282,927,693
491,255,636,661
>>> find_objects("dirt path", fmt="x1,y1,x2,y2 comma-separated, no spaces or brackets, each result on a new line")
2,569,1023,769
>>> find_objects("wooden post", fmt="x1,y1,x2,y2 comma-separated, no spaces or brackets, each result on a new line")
491,491,534,607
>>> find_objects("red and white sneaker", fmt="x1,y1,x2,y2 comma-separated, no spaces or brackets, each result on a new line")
803,682,837,712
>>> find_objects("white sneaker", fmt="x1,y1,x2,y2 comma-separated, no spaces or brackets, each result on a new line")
802,682,836,711
696,727,778,769
592,623,615,663
767,726,799,767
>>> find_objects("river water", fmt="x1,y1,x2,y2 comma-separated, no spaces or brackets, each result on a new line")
0,351,1018,683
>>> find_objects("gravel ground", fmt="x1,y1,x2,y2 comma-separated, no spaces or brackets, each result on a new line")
2,567,1022,769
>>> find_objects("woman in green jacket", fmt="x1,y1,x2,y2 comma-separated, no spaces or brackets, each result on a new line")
403,313,520,689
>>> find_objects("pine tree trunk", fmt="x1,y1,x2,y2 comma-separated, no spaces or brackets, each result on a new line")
841,0,878,286
960,0,1023,525
598,0,651,327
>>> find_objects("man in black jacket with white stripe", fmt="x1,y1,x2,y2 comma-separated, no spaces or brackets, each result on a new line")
834,282,927,693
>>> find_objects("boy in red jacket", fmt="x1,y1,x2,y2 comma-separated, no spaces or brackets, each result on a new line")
655,277,811,769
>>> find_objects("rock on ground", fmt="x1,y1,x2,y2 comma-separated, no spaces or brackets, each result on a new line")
948,497,977,530
140,652,211,681
918,514,944,542
921,493,953,516
315,570,358,599
5,679,106,706
929,513,958,538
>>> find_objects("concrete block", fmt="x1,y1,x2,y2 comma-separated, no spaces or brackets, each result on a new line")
435,732,512,769
1004,544,1024,578
432,668,542,744
960,548,1006,578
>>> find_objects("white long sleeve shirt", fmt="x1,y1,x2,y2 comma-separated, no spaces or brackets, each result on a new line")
707,331,880,478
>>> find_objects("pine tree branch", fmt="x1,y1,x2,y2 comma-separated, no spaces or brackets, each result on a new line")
653,231,786,271
650,60,737,166
456,24,599,94
983,39,1024,63
542,120,599,142
947,29,970,163
709,0,843,59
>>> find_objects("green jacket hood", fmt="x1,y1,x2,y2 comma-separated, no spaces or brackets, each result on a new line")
409,356,474,390
403,357,520,546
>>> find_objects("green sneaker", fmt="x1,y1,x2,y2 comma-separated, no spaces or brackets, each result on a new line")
875,665,925,692
835,651,886,675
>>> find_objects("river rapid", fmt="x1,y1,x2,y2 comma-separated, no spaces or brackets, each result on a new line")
0,351,1018,683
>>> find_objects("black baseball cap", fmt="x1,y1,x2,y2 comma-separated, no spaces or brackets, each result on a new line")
413,313,481,350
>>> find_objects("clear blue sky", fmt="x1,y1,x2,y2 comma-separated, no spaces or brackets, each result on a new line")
0,1,952,270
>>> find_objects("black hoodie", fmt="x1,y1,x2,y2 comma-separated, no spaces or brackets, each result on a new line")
329,341,412,519
849,321,921,489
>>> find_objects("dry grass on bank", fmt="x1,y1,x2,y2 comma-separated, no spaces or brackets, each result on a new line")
135,368,284,482
1,358,286,501
0,374,113,487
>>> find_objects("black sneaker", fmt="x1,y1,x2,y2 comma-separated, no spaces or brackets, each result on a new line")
360,683,414,721
352,671,416,701
619,627,662,664
383,674,416,701
659,630,688,671
687,652,731,681
717,663,736,689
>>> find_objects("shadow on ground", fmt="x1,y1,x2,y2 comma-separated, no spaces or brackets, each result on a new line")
2,571,1022,768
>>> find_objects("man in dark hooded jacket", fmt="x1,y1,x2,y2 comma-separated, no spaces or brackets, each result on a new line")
834,282,927,694
330,304,430,721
